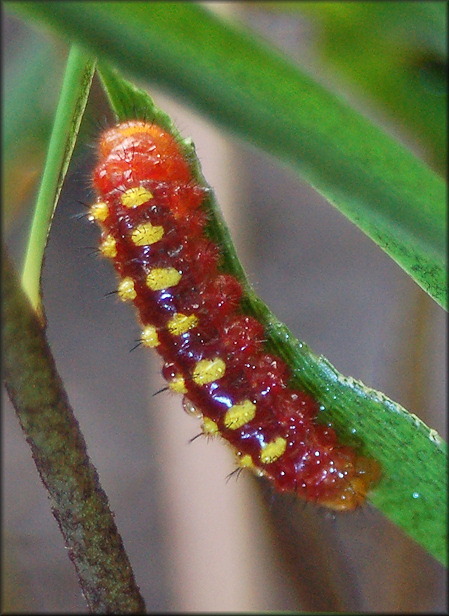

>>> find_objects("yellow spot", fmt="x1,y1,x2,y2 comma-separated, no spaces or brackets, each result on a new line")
192,358,226,385
202,417,219,435
260,436,287,465
131,222,164,246
100,235,117,258
141,325,160,348
167,313,199,336
236,452,264,477
89,201,109,222
169,374,187,394
117,277,136,301
224,400,256,430
120,186,153,208
237,454,254,469
146,267,181,291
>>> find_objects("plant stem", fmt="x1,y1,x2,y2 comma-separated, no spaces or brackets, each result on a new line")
21,45,95,316
3,246,146,614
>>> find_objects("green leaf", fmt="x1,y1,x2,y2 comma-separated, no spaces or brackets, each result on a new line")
284,2,447,171
3,29,57,161
20,45,95,313
97,64,447,566
2,28,61,226
8,1,447,310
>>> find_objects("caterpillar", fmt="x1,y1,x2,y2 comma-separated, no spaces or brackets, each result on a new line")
90,119,380,511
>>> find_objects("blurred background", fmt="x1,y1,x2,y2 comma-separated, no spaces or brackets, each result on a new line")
3,3,447,612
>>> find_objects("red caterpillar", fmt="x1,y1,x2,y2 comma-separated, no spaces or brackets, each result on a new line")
90,120,380,511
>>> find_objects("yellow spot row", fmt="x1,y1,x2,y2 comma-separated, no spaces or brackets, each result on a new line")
234,436,287,471
89,185,154,226
118,270,185,300
141,312,198,350
100,221,164,260
100,222,165,259
117,266,181,305
95,185,289,470
167,357,226,395
163,353,287,467
202,417,286,467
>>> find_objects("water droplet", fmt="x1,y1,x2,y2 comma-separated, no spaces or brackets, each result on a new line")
182,396,203,419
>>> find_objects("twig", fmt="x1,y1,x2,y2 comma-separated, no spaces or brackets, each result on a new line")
2,246,146,613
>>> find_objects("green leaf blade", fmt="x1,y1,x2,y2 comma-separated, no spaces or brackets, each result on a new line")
275,2,447,169
20,44,95,312
8,0,447,309
94,64,447,565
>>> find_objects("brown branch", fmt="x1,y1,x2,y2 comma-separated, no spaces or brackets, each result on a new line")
2,246,146,614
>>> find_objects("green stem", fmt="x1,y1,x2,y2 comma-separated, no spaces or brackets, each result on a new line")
3,247,146,613
21,45,95,314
